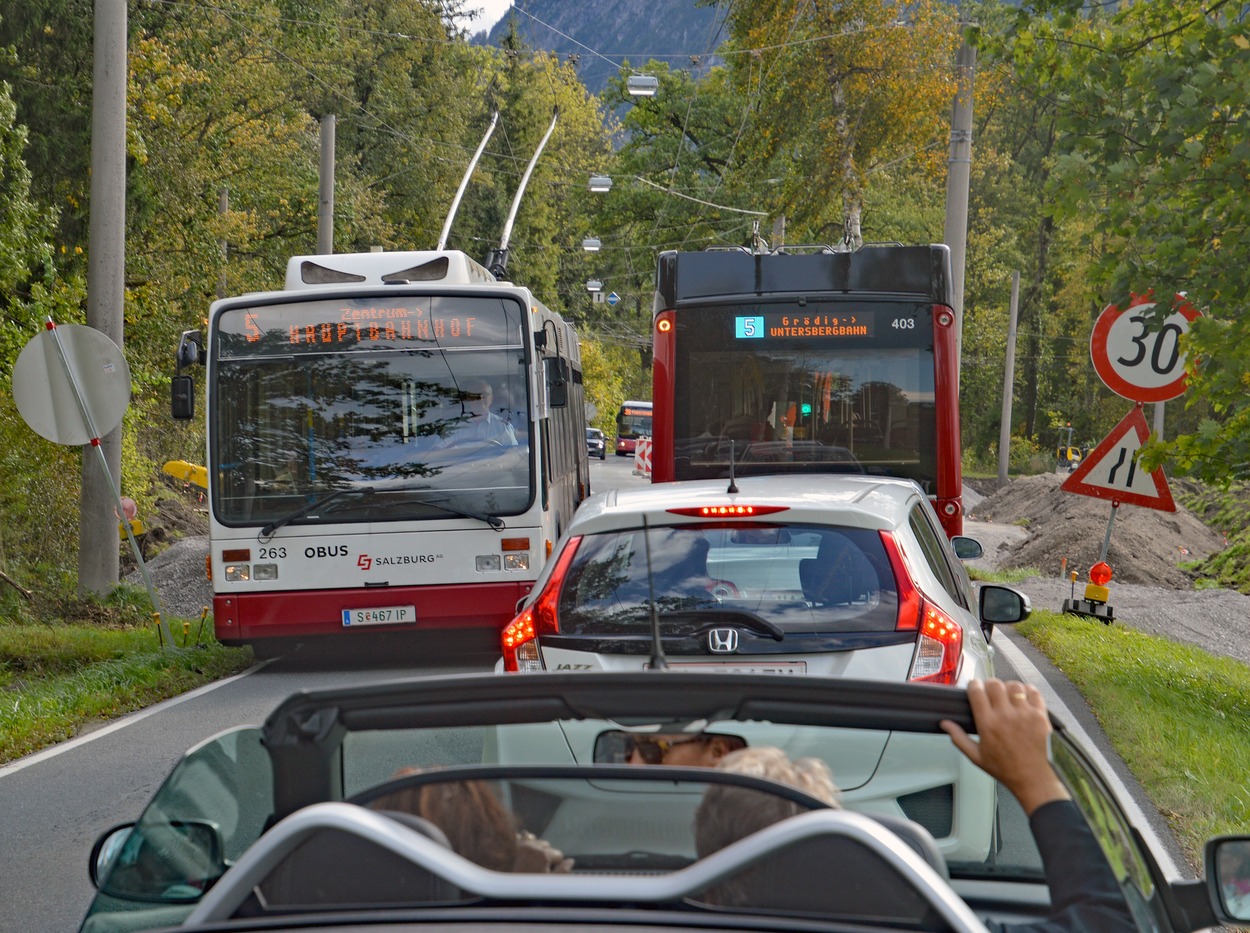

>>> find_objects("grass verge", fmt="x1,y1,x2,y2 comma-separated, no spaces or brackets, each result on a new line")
0,602,253,764
1017,607,1250,865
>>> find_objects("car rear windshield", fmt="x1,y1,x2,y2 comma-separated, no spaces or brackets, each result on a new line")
556,523,898,635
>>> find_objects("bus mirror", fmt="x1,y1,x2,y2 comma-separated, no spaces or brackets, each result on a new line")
545,358,568,408
171,375,195,420
176,331,205,370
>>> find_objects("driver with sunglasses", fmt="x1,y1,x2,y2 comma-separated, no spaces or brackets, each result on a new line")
628,732,747,767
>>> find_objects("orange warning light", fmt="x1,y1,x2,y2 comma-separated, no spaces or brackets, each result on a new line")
1089,562,1113,586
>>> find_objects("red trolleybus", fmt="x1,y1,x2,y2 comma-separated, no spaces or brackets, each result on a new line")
651,244,963,537
613,400,653,457
172,249,590,651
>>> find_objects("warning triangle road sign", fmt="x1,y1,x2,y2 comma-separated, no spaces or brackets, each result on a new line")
1061,406,1175,511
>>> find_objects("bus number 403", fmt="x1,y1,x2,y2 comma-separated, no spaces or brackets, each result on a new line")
892,318,916,330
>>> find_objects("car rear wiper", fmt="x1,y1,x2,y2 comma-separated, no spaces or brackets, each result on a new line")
656,609,785,641
259,486,374,541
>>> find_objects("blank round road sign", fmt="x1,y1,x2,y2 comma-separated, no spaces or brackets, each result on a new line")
12,325,132,445
1090,296,1202,402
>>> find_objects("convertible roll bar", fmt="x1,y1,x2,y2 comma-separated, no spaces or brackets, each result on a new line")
185,802,988,933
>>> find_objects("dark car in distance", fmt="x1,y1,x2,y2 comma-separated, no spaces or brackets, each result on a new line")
586,427,607,460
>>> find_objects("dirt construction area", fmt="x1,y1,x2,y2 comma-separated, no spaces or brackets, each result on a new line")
964,473,1250,668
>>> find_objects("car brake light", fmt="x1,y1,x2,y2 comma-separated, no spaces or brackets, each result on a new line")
910,600,964,684
666,505,789,518
880,531,963,685
501,536,582,672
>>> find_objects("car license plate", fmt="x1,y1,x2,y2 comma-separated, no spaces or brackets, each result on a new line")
658,661,808,674
341,605,416,627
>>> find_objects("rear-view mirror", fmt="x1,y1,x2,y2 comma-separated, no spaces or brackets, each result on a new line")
593,729,748,764
171,375,195,420
545,358,568,408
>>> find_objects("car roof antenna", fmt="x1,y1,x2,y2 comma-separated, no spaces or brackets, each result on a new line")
727,440,739,494
642,515,668,670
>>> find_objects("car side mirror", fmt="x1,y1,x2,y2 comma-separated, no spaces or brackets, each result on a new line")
1207,836,1250,924
978,584,1030,625
91,818,227,901
950,536,983,561
89,823,135,889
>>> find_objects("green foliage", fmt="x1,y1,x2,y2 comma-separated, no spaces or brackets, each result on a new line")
580,336,650,435
1175,482,1250,594
0,618,251,762
1020,609,1250,855
998,0,1250,483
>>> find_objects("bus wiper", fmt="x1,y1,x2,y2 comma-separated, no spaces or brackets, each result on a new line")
390,493,505,530
258,486,375,541
656,609,785,641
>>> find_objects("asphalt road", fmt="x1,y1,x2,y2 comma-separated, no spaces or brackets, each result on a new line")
0,461,1185,931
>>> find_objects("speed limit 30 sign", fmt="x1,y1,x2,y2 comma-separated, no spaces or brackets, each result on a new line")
1090,293,1202,402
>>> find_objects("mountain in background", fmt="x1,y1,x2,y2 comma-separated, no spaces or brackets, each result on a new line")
474,1,728,96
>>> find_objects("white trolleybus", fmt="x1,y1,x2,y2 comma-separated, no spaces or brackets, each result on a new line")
173,249,590,652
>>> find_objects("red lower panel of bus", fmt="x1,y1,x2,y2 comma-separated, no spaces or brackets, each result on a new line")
214,581,534,644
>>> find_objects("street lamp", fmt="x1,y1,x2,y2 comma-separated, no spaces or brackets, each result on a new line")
626,74,659,97
582,237,601,252
588,175,612,193
586,279,603,293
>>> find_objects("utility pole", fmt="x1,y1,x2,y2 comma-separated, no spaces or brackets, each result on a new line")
318,115,335,255
80,0,128,595
943,35,975,379
997,271,1021,484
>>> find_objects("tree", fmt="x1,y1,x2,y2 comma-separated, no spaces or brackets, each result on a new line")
1002,0,1250,482
722,0,962,246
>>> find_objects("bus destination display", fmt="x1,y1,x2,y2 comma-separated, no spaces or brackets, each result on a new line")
218,297,522,357
734,311,876,340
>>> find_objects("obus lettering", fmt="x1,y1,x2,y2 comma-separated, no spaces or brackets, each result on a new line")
305,545,349,559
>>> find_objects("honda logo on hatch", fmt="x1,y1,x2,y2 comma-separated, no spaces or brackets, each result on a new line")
708,628,739,653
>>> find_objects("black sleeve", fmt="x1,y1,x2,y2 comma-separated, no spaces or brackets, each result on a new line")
989,800,1138,933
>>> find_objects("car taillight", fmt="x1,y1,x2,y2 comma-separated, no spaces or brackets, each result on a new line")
500,536,581,672
880,531,963,685
910,601,964,684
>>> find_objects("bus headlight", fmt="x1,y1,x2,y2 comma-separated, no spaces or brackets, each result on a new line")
476,555,502,572
252,564,279,581
224,563,251,582
504,553,530,571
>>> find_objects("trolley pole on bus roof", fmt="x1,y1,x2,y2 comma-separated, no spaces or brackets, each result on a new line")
439,110,499,252
487,108,558,280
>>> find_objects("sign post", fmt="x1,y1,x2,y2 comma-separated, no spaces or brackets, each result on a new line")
1059,292,1200,623
12,320,172,647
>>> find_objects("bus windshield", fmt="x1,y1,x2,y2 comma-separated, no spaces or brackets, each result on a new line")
672,300,936,490
617,404,652,438
212,294,532,527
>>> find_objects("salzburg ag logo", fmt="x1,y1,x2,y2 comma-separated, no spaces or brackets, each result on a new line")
358,554,372,571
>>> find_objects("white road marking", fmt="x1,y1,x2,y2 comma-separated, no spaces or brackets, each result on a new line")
0,663,265,779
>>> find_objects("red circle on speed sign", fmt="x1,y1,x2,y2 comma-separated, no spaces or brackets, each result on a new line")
1090,295,1202,402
